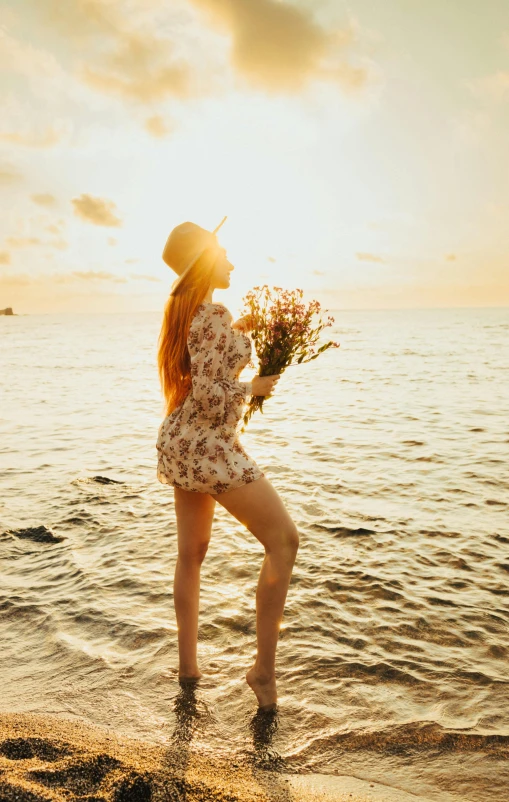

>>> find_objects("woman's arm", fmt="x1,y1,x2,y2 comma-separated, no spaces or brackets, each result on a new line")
231,313,254,333
189,307,252,423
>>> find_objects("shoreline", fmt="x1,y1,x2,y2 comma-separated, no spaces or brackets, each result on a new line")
0,712,433,802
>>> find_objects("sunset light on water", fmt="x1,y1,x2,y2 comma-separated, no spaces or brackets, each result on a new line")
1,3,509,802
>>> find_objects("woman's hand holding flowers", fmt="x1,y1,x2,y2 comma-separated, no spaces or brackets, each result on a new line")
251,374,280,397
240,285,340,426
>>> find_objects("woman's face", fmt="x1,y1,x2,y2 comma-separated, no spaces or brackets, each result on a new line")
210,247,234,290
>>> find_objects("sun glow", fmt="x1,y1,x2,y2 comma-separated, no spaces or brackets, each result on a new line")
1,2,508,312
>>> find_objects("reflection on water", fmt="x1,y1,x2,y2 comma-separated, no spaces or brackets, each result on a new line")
249,708,281,769
172,681,203,749
1,308,509,801
171,680,283,768
165,680,202,792
168,682,292,800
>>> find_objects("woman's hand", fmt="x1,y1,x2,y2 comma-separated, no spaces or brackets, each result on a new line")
252,374,280,397
232,314,254,333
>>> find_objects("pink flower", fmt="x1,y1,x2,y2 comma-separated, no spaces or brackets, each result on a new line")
240,285,340,425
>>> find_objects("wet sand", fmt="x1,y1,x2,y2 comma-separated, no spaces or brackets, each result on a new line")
0,713,432,802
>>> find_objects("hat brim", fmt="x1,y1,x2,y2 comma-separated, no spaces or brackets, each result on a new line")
167,217,227,296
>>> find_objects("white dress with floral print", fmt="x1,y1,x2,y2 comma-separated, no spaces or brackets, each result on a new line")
156,302,264,494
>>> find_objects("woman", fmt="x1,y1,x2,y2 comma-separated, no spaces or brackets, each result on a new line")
156,220,299,711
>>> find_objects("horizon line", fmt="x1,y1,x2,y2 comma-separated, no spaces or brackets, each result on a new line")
4,304,509,316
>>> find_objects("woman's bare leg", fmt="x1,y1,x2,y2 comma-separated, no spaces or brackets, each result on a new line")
173,487,216,679
212,476,299,708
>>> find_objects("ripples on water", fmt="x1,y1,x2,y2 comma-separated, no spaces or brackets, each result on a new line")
1,308,508,801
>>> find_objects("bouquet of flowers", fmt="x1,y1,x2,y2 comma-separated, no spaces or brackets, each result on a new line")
239,285,340,426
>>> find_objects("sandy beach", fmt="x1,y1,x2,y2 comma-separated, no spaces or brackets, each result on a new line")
0,712,434,802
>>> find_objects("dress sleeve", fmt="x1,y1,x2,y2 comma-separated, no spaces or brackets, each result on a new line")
188,307,251,424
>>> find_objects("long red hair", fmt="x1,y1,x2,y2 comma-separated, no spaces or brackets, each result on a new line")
157,250,216,416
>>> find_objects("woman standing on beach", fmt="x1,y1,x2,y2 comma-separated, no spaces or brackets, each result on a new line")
156,220,299,711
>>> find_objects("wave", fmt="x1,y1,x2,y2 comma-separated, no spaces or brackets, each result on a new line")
297,720,509,756
313,523,376,537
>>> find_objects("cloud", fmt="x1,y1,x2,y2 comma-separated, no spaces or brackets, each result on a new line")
0,251,11,264
0,272,31,287
6,236,42,247
0,270,130,302
71,270,127,283
27,1,195,104
468,71,509,102
0,24,60,80
0,27,82,143
72,194,122,227
49,238,69,250
32,193,57,206
144,114,174,138
82,39,191,102
0,126,63,148
0,163,23,184
130,272,161,282
124,258,140,264
5,233,67,250
0,270,125,287
17,0,373,111
32,0,121,41
46,221,65,234
189,0,371,93
356,252,386,263
107,236,117,246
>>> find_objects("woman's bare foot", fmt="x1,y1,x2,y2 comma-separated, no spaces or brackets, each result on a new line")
246,666,277,710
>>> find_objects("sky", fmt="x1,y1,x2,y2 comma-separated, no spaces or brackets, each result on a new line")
0,0,508,314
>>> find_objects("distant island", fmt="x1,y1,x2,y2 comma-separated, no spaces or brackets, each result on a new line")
0,307,14,315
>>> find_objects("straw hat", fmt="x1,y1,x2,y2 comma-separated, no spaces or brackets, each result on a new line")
162,217,227,294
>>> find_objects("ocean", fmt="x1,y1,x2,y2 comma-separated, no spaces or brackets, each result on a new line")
1,306,508,801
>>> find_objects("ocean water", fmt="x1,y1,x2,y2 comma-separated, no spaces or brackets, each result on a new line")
1,307,508,801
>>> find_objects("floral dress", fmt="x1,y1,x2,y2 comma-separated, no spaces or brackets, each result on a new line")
156,302,264,494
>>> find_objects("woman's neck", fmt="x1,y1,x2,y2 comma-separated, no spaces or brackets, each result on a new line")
203,289,214,304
